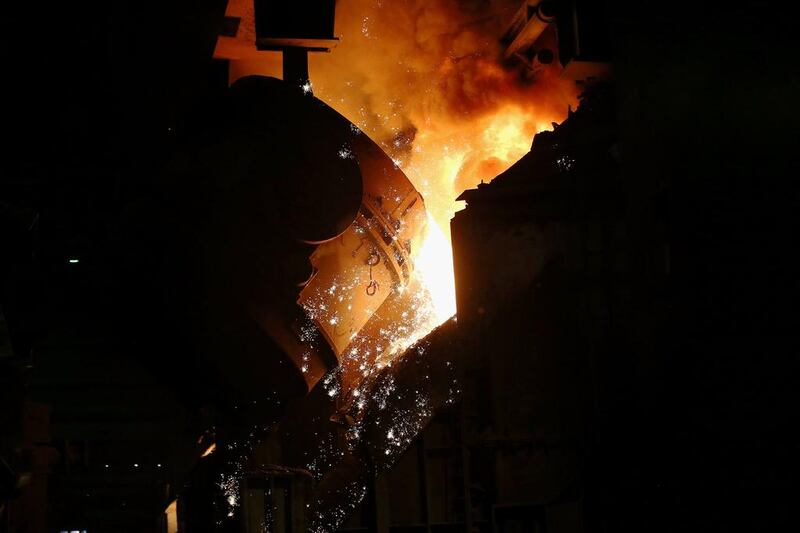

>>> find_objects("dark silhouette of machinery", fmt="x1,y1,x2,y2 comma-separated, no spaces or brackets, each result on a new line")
159,1,428,409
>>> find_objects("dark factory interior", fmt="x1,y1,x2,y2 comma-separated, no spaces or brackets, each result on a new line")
1,1,796,532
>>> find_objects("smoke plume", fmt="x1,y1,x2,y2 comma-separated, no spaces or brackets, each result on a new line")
309,0,577,230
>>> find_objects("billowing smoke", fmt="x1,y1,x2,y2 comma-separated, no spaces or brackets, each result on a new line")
309,0,577,230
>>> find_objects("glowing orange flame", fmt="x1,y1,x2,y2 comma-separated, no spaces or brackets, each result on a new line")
414,213,456,321
308,0,576,344
403,106,552,326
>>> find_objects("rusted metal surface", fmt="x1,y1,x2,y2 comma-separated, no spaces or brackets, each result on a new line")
298,133,427,361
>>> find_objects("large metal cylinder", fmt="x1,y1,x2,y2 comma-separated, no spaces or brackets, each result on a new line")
502,1,557,60
161,75,429,401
